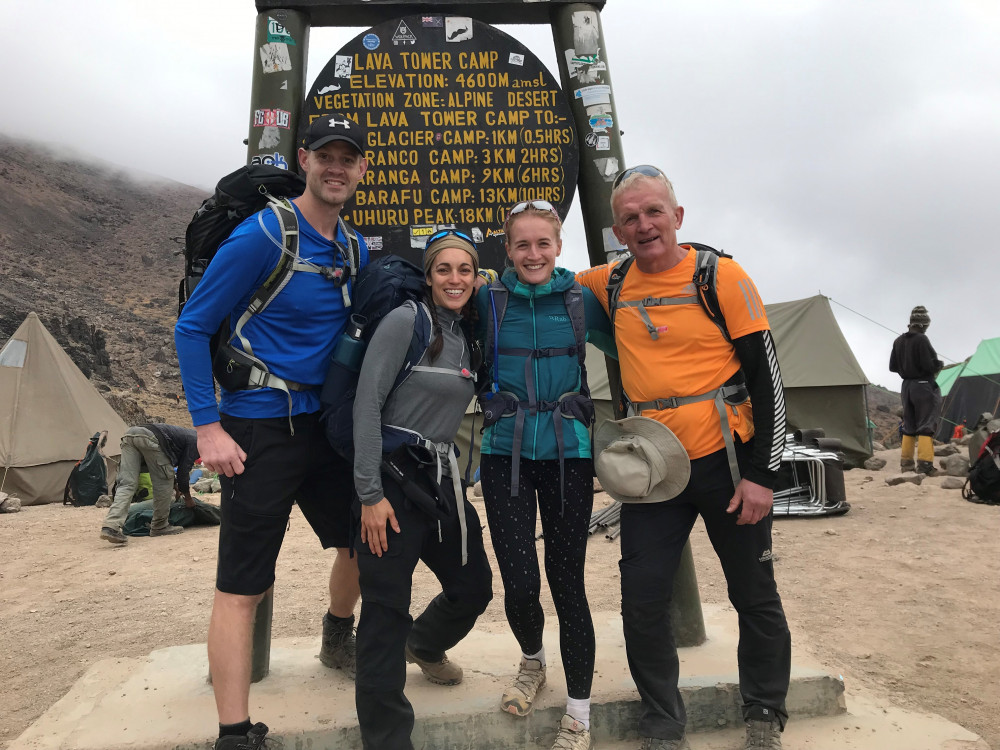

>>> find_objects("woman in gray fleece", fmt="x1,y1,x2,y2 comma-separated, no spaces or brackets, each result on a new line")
351,231,494,750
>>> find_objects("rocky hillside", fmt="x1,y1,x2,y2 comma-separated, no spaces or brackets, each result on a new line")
866,384,903,448
0,135,206,424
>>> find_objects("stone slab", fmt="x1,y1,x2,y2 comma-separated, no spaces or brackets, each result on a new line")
11,605,846,750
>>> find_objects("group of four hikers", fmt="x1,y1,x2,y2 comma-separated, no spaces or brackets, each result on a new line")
167,113,791,750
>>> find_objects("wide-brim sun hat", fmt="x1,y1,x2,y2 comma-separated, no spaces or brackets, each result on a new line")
594,417,691,503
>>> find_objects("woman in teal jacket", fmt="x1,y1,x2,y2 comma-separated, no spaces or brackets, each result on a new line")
475,200,611,750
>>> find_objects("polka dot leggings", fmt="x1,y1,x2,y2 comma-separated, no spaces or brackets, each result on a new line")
480,455,596,699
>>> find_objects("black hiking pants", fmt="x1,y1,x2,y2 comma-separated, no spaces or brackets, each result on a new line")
901,378,942,436
619,440,791,741
354,473,493,750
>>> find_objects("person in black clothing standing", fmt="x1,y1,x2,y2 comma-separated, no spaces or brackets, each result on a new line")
889,305,944,474
100,423,199,543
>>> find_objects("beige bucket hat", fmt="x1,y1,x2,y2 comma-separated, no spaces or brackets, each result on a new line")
594,417,691,503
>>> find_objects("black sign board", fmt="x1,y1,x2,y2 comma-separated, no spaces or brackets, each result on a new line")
300,14,579,268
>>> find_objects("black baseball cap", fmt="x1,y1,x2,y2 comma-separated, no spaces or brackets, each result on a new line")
303,113,367,153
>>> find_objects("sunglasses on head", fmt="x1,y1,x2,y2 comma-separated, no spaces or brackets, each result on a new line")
505,200,560,222
612,164,665,190
424,228,477,249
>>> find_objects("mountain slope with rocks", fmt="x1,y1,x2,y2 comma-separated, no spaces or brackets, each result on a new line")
0,135,207,425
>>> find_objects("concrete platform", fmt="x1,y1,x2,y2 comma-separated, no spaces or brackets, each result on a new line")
8,605,985,750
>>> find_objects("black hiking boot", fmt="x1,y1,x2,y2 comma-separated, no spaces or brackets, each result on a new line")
319,612,356,679
214,722,280,749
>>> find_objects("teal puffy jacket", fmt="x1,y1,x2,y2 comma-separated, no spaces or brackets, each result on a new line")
475,267,609,460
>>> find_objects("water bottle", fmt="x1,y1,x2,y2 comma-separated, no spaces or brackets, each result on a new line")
321,314,367,406
331,314,367,372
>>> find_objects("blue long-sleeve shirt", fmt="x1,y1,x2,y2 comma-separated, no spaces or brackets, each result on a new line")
175,202,368,425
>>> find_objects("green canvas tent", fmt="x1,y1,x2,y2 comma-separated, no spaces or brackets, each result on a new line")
935,337,1000,441
0,313,127,505
936,360,968,398
765,295,871,466
456,294,872,474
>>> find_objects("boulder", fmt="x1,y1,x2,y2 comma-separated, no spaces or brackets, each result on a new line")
472,481,483,498
934,444,959,457
0,494,22,513
886,473,924,486
95,494,112,508
864,456,887,471
939,477,966,490
940,454,970,477
872,441,886,452
193,477,215,493
210,478,222,493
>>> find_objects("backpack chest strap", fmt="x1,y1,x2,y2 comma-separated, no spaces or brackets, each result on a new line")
615,295,699,340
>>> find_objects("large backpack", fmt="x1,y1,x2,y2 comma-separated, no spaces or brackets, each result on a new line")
605,243,749,487
320,255,434,458
63,432,109,507
963,430,1000,505
606,243,731,341
178,164,361,395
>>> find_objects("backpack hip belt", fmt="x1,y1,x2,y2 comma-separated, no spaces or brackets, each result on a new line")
626,381,749,488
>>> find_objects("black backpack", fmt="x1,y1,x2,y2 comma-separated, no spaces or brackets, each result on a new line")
319,256,434,458
63,432,109,507
963,430,1000,505
178,164,360,394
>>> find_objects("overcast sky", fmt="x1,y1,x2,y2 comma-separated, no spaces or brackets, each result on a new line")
5,0,999,392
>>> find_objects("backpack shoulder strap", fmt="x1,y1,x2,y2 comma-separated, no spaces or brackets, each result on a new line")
229,196,300,355
688,243,732,344
338,217,360,281
485,280,509,392
391,300,433,392
605,254,635,330
563,283,590,395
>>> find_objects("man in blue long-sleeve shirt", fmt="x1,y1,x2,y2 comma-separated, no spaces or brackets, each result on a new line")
175,114,370,750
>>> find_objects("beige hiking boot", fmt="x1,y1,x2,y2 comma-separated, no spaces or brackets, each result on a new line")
404,644,463,685
500,656,546,716
552,714,591,749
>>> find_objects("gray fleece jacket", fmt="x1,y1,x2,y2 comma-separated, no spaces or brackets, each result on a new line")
353,301,475,505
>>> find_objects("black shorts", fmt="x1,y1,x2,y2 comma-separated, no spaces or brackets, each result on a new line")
216,412,353,596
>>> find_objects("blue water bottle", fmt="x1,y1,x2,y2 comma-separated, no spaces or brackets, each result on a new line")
320,314,367,405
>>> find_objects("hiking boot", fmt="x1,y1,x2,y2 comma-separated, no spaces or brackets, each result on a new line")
552,714,591,750
100,527,126,544
900,458,916,473
916,460,939,476
214,722,280,750
744,719,782,749
149,524,184,537
500,656,546,716
404,643,463,685
639,737,691,750
318,612,356,679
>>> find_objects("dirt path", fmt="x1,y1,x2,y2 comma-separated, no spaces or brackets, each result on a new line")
1,449,997,748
